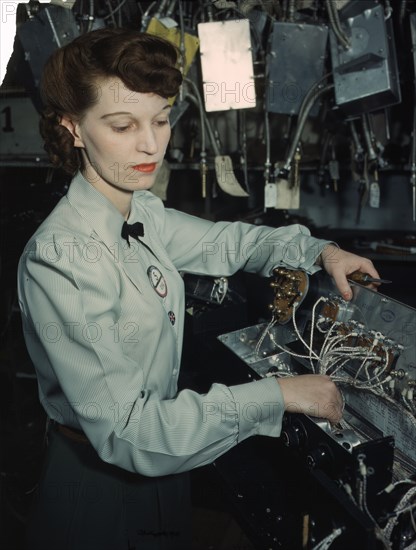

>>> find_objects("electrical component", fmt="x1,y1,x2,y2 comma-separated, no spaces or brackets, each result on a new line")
266,21,328,116
197,19,256,112
0,95,45,162
218,270,416,548
268,267,309,324
329,1,401,115
16,4,79,89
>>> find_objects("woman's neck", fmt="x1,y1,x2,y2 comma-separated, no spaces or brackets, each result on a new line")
81,165,133,220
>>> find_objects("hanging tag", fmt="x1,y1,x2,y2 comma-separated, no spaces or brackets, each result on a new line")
265,183,277,208
275,178,300,209
369,181,380,208
215,155,249,197
158,16,178,29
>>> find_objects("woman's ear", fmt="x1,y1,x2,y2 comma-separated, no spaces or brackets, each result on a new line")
60,116,85,148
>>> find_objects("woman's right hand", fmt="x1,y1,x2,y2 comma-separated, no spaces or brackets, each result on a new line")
277,374,343,424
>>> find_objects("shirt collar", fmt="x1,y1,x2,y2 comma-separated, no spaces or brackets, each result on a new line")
66,171,136,247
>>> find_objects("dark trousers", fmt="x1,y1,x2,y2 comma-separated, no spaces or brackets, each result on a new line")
25,425,192,550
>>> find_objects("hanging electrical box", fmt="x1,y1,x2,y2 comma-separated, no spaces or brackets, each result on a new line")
16,4,79,89
266,21,329,116
0,95,46,164
197,19,256,112
329,0,401,115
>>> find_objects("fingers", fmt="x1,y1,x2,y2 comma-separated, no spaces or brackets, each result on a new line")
331,272,353,301
356,259,380,280
277,375,343,424
321,398,343,425
320,246,380,301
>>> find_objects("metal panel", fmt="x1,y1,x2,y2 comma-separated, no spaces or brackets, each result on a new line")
0,94,46,163
329,2,401,115
266,21,328,115
17,4,79,88
198,19,256,112
219,273,416,474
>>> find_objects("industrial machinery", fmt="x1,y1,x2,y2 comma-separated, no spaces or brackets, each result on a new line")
1,2,416,549
1,0,415,226
218,269,416,549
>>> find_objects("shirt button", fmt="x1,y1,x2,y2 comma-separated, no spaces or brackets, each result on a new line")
168,311,176,325
172,368,178,376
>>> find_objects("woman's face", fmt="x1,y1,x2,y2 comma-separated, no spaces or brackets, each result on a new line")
71,77,172,203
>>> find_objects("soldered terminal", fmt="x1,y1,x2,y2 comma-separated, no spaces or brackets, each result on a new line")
268,267,309,324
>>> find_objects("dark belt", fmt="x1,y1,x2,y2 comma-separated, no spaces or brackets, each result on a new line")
53,421,90,444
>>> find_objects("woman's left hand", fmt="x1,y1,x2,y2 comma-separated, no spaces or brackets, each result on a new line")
318,244,381,301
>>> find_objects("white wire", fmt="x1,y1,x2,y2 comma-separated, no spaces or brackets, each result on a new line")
358,346,390,388
311,527,343,550
104,0,129,19
383,487,416,541
255,295,415,424
308,297,327,372
319,328,350,371
292,304,320,361
318,325,391,392
353,338,378,383
267,330,315,361
255,317,277,357
355,458,393,549
322,357,351,378
248,127,416,550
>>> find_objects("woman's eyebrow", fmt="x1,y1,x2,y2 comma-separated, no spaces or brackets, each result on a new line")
100,105,171,120
100,111,133,119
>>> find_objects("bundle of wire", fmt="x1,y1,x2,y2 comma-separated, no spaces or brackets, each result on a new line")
255,297,416,423
255,297,416,549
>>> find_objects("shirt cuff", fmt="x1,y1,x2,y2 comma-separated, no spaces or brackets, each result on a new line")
269,238,338,276
228,376,285,443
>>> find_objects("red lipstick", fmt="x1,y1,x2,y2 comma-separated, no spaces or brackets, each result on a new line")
133,163,157,173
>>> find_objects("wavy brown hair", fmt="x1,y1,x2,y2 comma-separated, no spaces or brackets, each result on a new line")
39,28,182,175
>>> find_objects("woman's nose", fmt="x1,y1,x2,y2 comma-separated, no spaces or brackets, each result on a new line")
135,125,158,155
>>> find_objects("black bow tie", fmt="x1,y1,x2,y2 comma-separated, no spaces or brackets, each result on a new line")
121,221,144,245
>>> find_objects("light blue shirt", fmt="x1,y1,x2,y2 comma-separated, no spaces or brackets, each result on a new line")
17,172,331,476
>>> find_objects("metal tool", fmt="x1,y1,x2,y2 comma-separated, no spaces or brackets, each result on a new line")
348,271,392,285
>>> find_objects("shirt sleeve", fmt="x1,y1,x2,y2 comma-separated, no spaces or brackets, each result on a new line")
17,235,285,477
140,193,333,276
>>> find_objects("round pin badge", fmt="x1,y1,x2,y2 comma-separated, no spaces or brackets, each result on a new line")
168,311,176,325
147,265,167,297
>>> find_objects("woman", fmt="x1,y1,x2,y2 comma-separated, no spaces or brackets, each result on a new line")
18,27,379,550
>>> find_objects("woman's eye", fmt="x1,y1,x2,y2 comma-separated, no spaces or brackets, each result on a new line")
112,126,130,133
155,119,169,127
